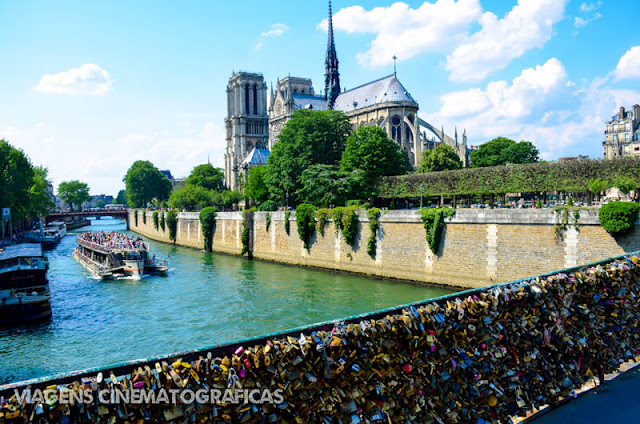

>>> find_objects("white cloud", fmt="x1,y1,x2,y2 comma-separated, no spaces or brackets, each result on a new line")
255,23,290,50
614,46,640,81
318,0,483,67
34,64,113,95
423,58,638,158
574,2,601,29
446,0,568,82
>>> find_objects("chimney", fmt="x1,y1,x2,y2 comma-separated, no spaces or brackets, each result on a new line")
620,106,626,120
634,104,640,121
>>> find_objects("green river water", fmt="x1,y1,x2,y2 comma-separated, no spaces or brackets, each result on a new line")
0,217,453,384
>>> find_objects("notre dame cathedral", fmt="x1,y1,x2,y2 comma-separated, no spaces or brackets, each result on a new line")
224,1,469,191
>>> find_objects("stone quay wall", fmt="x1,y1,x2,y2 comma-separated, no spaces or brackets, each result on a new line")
3,253,640,424
129,209,640,289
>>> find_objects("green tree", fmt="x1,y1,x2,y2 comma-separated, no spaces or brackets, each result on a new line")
186,164,224,191
29,166,53,218
123,160,172,207
418,144,463,173
169,185,213,211
245,166,270,204
615,176,636,195
340,126,409,186
470,137,539,168
295,165,367,207
264,109,352,204
0,139,35,220
95,199,106,209
587,178,611,202
114,189,127,205
58,180,91,211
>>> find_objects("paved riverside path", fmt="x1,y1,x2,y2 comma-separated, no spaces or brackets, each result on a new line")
529,364,640,423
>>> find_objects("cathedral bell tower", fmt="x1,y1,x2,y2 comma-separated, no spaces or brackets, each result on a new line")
324,0,340,109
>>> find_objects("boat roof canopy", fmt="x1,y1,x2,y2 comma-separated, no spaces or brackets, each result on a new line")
0,244,43,261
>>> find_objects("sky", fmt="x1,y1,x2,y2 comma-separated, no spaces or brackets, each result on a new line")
1,0,640,196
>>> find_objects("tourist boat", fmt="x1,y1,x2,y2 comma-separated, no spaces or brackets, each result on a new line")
0,243,52,325
46,221,67,239
72,232,168,279
24,228,60,250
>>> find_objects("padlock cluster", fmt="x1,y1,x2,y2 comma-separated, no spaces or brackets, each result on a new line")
3,255,640,424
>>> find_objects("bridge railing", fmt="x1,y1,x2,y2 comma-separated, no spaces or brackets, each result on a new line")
76,236,111,255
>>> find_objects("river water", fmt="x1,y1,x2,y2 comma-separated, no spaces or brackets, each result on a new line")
0,217,453,384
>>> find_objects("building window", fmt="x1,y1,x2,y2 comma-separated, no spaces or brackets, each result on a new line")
626,133,630,141
245,85,250,115
613,134,618,142
624,145,630,154
391,115,402,142
626,122,631,131
614,124,619,132
253,85,258,116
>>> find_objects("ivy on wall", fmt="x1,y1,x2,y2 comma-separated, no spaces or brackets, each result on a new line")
199,207,218,252
266,212,271,232
241,209,255,256
554,206,581,236
166,210,178,243
152,211,159,230
160,213,166,232
296,204,318,249
284,210,291,235
134,210,139,226
420,208,454,254
142,211,147,224
315,208,330,237
367,208,381,258
331,206,359,246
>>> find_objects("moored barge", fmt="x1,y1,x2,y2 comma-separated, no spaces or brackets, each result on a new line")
0,243,52,325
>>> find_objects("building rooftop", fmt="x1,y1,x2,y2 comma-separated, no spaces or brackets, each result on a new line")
242,144,271,168
333,74,417,113
293,93,328,111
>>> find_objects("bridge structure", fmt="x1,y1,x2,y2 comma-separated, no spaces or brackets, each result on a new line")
45,210,129,227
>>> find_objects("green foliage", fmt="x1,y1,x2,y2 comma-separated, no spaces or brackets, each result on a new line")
536,198,542,209
554,206,581,235
123,160,172,208
169,184,214,211
587,178,611,197
340,126,409,188
380,157,640,198
166,210,178,242
134,210,139,226
315,208,330,237
599,201,640,234
29,166,53,218
615,176,636,195
296,165,368,207
142,210,147,224
240,209,254,256
331,206,359,246
258,200,278,211
567,197,574,207
245,166,270,204
152,211,159,230
95,199,106,208
199,207,218,252
58,180,91,211
367,208,381,257
114,189,127,205
284,210,290,235
0,140,35,219
295,204,318,249
420,208,454,254
266,212,271,232
160,212,166,232
264,109,352,204
470,137,539,168
186,164,224,191
418,144,462,173
213,190,242,210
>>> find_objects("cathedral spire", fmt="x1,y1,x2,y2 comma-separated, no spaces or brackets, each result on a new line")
325,0,340,109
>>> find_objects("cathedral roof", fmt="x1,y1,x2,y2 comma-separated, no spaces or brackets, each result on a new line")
241,144,271,168
333,74,417,113
293,93,328,111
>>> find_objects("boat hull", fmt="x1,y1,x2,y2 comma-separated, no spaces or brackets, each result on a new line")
0,297,52,325
72,250,113,279
0,269,48,290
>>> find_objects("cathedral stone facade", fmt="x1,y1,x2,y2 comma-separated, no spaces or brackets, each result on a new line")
224,1,469,191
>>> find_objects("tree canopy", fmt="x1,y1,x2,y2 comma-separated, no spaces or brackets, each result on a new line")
168,185,214,210
58,180,91,211
470,137,539,168
244,166,270,205
186,164,224,191
264,109,352,204
114,189,127,205
340,126,409,186
418,144,463,173
295,165,367,208
123,160,172,208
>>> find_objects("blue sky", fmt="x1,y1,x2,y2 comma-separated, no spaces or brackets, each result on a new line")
1,0,639,195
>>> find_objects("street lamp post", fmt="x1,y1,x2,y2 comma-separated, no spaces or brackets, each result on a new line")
420,184,424,209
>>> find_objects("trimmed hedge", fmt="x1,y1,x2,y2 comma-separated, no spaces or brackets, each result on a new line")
599,201,640,234
380,156,640,198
